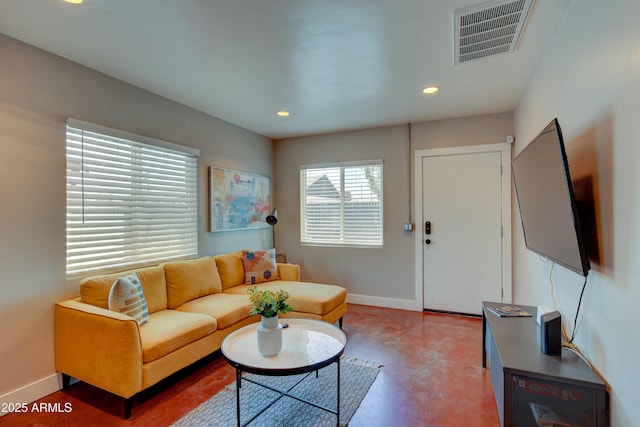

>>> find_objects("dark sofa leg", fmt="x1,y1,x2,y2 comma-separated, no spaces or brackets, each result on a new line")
124,398,133,419
61,374,71,390
339,317,343,329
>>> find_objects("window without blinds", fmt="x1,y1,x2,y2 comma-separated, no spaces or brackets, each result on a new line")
65,119,199,279
300,161,383,247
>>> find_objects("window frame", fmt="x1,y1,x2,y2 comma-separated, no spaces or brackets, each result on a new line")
300,159,383,248
65,118,199,279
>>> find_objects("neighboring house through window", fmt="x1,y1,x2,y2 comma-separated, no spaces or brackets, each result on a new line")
300,160,383,247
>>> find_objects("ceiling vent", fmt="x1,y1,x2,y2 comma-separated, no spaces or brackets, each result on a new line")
454,0,534,64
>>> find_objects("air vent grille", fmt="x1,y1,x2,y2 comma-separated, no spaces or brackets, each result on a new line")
454,0,534,64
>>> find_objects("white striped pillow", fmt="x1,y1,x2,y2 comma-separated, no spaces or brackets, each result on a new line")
108,273,149,325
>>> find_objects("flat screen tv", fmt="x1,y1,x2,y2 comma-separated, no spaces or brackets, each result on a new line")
512,118,590,276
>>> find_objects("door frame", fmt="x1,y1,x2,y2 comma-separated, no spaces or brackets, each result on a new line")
414,143,512,311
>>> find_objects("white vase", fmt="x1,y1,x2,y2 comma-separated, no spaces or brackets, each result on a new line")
257,315,283,356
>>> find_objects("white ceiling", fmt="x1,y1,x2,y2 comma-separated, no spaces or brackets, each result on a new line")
0,0,570,139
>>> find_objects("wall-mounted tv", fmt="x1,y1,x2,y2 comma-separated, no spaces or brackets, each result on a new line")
512,118,590,277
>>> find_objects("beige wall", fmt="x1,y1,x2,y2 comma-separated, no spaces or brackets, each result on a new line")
0,34,273,404
513,0,640,424
274,113,512,307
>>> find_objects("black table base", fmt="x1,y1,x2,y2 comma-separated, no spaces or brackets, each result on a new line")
233,359,340,427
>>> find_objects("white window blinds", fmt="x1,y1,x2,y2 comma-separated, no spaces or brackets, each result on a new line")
300,160,383,247
66,119,199,278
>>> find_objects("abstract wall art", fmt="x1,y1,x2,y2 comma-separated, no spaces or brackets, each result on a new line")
209,166,271,232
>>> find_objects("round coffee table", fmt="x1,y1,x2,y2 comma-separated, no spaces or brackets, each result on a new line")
222,318,347,427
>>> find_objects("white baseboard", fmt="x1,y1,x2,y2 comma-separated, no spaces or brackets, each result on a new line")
346,293,422,312
0,373,63,417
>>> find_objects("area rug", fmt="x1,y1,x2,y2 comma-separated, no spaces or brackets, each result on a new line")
171,356,382,427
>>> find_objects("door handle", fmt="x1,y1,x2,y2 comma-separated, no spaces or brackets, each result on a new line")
425,239,431,245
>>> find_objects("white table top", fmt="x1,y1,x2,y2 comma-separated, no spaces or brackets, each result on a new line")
222,318,347,372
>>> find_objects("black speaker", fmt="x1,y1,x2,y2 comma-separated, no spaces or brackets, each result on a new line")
540,311,562,356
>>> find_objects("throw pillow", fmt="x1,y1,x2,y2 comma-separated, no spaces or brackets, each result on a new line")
242,249,280,284
108,273,149,325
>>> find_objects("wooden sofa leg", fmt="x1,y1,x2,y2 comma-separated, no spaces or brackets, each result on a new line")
124,398,133,419
61,374,71,390
339,317,343,329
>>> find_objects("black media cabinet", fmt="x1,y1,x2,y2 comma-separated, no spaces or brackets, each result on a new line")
482,301,608,427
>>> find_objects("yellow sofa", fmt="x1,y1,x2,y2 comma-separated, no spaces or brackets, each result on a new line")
54,251,347,418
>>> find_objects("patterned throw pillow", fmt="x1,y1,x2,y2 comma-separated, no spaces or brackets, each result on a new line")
108,273,149,325
242,249,280,284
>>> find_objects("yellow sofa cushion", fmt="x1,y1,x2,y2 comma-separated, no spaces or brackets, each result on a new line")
139,310,217,363
163,257,223,309
223,281,347,316
176,293,254,330
79,266,167,314
214,251,245,290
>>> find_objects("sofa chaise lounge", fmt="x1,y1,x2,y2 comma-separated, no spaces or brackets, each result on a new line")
54,250,347,417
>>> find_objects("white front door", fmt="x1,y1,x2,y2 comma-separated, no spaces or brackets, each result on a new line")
416,144,511,315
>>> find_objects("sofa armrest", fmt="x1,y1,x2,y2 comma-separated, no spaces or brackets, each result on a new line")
55,298,143,398
277,263,300,281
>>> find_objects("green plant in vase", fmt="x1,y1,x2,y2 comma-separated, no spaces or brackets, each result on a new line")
248,286,292,356
248,286,292,318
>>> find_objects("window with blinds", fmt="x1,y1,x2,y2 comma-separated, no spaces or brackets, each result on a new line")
300,160,383,247
66,118,199,279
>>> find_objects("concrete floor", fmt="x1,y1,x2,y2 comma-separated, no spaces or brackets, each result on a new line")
0,304,500,427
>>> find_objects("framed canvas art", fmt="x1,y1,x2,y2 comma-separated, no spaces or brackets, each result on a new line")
209,166,271,232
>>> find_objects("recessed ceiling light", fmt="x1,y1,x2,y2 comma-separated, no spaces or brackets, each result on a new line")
63,0,83,3
422,85,440,95
276,111,290,117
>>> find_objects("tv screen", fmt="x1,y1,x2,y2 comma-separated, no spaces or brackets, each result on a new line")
512,118,590,276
